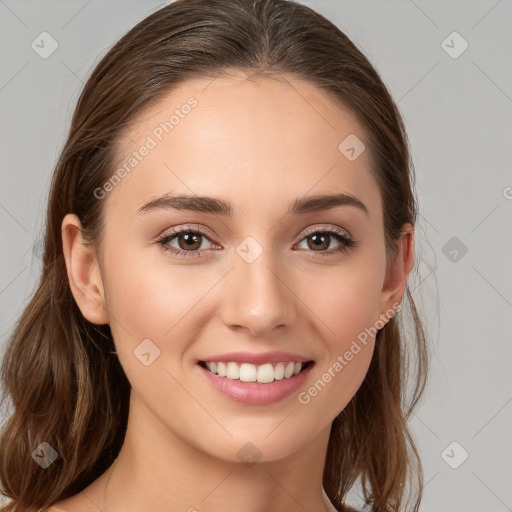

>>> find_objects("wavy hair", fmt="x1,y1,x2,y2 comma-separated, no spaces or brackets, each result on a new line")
0,1,428,510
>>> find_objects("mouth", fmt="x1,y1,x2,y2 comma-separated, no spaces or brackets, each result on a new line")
197,358,315,405
197,360,314,384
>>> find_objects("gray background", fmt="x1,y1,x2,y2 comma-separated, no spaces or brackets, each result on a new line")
1,1,511,511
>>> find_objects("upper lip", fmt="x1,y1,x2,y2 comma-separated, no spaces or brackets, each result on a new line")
198,351,313,366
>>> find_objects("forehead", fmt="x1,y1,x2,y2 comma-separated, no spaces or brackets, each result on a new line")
105,72,380,220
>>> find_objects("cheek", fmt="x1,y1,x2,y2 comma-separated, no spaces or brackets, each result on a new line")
293,259,383,409
100,250,214,419
296,281,379,420
299,257,384,345
103,246,214,340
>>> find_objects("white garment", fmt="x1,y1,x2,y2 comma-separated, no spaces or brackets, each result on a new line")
322,487,339,512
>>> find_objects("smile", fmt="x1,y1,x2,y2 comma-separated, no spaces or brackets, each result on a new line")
197,359,315,405
199,360,313,384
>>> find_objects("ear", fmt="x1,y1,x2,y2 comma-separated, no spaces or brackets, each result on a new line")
61,213,109,325
376,223,415,324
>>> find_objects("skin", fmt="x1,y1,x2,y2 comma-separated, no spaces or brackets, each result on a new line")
58,71,414,512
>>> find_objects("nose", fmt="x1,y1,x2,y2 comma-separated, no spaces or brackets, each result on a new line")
219,248,297,338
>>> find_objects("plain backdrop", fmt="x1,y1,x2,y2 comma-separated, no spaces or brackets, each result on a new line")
1,1,511,511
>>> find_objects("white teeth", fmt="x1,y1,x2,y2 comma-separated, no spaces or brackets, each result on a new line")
217,362,226,377
203,361,307,383
240,363,257,382
226,362,240,379
274,362,285,380
284,362,295,378
257,363,274,383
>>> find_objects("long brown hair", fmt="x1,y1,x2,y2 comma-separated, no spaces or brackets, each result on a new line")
0,1,428,510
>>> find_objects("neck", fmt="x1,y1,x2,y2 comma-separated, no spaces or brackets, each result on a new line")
86,392,334,512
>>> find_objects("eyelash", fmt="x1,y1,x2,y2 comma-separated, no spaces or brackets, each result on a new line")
155,225,358,259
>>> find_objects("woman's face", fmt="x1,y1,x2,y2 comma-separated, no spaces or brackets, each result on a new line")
78,72,405,463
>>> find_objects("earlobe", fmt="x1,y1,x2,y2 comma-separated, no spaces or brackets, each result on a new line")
61,213,109,325
377,224,415,325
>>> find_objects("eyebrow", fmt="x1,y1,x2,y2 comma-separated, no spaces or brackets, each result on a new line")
137,192,369,217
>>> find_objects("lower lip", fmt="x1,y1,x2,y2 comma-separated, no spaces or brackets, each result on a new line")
198,363,314,405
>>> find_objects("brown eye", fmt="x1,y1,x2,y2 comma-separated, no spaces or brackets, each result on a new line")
156,227,217,257
295,228,358,257
306,232,331,251
176,232,203,251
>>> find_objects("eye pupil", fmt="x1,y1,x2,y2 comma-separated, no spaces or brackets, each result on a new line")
308,233,329,251
179,233,201,250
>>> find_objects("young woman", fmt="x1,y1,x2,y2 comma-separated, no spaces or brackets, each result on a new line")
0,1,428,511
